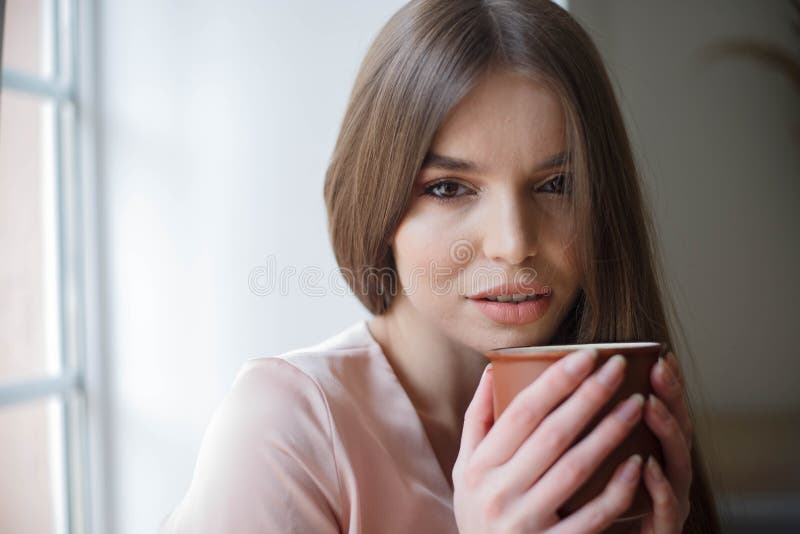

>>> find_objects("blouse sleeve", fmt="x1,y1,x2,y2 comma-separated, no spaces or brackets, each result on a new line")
160,357,343,534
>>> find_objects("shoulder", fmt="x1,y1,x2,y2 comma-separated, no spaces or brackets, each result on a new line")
211,319,380,459
224,320,374,441
160,322,376,533
182,357,337,484
222,356,332,444
234,320,379,412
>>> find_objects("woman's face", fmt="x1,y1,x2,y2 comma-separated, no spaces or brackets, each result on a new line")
391,68,582,352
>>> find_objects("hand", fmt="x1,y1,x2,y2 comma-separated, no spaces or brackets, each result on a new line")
639,352,693,534
453,349,646,533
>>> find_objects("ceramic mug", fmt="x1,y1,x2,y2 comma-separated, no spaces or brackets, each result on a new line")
485,341,666,521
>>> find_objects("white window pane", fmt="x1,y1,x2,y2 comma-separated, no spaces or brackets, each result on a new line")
0,396,67,534
0,90,62,383
4,0,54,78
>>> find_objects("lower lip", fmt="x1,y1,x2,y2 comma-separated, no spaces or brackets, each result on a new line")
470,294,552,325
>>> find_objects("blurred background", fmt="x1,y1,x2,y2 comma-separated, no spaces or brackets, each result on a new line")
0,0,797,533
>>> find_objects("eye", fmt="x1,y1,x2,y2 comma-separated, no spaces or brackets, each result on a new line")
422,180,475,202
536,172,573,195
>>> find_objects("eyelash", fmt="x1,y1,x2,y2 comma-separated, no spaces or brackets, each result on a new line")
422,173,574,204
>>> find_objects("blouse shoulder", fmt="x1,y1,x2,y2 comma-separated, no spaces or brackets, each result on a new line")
160,354,346,533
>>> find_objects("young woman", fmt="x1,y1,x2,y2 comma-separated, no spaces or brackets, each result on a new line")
162,1,720,532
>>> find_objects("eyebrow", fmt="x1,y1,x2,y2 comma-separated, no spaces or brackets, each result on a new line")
420,150,570,173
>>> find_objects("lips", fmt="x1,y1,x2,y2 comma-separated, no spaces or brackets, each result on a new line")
483,293,543,303
470,292,552,325
468,282,552,301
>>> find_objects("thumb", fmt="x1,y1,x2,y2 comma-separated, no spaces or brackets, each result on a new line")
459,363,495,461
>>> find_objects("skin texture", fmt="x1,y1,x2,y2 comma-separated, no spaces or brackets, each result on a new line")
368,68,692,532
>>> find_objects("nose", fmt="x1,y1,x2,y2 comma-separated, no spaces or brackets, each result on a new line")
480,193,539,266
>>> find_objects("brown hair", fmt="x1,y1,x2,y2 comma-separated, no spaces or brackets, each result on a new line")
323,1,720,530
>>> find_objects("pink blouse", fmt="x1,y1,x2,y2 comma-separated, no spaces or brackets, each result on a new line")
160,320,459,533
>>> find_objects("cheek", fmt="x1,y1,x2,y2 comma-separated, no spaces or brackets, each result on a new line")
547,232,583,294
526,214,582,299
392,214,468,294
538,199,575,238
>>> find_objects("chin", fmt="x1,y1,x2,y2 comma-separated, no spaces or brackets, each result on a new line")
459,323,552,353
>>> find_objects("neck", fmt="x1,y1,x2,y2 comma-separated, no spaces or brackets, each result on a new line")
367,295,489,435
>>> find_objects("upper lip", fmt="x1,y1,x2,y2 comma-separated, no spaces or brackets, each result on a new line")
468,282,552,300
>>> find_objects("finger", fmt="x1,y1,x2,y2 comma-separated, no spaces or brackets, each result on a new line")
498,355,627,495
644,395,693,502
524,393,645,516
664,351,684,386
544,454,642,534
458,363,495,462
471,349,597,471
642,456,683,534
650,357,692,446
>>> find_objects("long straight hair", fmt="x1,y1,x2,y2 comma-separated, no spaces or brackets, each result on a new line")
324,1,720,531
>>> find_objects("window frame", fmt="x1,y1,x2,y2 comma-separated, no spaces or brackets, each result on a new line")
0,1,104,533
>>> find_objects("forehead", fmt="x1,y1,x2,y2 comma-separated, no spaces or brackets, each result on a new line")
427,68,566,174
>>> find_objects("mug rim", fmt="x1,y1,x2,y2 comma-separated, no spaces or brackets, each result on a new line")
487,341,662,356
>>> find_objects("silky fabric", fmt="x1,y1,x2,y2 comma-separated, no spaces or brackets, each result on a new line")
160,320,459,533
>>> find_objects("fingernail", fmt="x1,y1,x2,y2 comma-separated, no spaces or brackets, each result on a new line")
658,357,677,386
564,349,597,376
646,455,664,482
596,354,626,386
615,393,644,422
622,454,643,483
482,363,493,378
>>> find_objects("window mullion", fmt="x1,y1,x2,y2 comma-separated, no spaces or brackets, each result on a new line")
51,1,79,533
0,371,81,407
0,68,73,101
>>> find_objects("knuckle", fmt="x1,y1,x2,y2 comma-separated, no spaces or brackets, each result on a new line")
652,485,677,508
505,403,537,429
585,491,633,530
660,410,678,431
560,458,590,487
585,505,612,530
463,464,484,491
550,364,580,391
514,393,549,427
604,471,636,509
583,378,613,404
539,424,570,452
497,502,531,534
613,411,639,435
452,457,464,481
597,413,630,442
482,490,507,522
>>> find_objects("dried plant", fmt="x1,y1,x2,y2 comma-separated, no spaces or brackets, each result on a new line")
699,0,800,139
